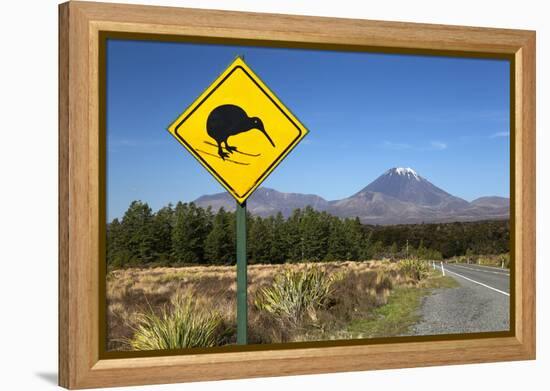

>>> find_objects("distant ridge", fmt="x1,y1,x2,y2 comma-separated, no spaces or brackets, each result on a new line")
193,167,509,225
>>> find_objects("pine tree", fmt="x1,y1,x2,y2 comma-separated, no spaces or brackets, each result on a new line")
249,216,272,263
370,240,384,259
152,204,174,263
285,209,303,262
120,200,156,264
171,202,190,263
172,202,211,264
204,208,235,264
358,228,373,260
300,207,329,261
106,218,124,267
325,217,348,261
269,212,287,264
343,217,364,261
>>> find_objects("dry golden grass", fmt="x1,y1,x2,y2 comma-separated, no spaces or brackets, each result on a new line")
448,253,510,268
106,261,416,351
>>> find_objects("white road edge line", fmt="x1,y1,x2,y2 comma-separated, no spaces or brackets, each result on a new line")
443,268,510,296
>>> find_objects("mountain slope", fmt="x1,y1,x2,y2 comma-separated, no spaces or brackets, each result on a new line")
192,167,509,224
470,196,510,208
194,187,329,217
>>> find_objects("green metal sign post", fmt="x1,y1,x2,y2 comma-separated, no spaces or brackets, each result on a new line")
236,201,248,344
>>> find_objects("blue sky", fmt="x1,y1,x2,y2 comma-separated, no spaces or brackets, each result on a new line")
107,39,510,221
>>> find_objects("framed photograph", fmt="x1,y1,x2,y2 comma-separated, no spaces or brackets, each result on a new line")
59,1,536,389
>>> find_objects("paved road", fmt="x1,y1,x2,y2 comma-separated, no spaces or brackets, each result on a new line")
408,263,510,336
443,263,510,294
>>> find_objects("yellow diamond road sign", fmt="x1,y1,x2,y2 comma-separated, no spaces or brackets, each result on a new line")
167,57,308,204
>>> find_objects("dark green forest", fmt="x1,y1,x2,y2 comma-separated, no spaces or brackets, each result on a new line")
106,201,510,268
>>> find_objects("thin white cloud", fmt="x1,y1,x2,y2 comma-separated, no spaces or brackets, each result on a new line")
429,141,447,150
490,131,510,138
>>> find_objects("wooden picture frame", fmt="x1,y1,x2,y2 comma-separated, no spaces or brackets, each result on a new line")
59,1,536,388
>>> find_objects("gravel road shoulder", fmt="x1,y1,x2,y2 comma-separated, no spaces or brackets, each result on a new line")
408,274,510,335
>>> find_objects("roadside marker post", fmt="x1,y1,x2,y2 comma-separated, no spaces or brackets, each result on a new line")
441,262,446,276
167,57,308,345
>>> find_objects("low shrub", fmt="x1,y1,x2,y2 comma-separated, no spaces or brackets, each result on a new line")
254,267,339,325
398,259,430,281
128,292,224,350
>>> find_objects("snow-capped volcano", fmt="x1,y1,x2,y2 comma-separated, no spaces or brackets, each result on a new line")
359,167,468,208
387,167,421,181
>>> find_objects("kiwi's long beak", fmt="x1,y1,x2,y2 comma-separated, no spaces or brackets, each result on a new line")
260,128,275,147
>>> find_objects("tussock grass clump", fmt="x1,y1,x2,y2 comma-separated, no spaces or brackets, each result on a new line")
254,267,339,325
398,259,430,281
128,292,224,350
